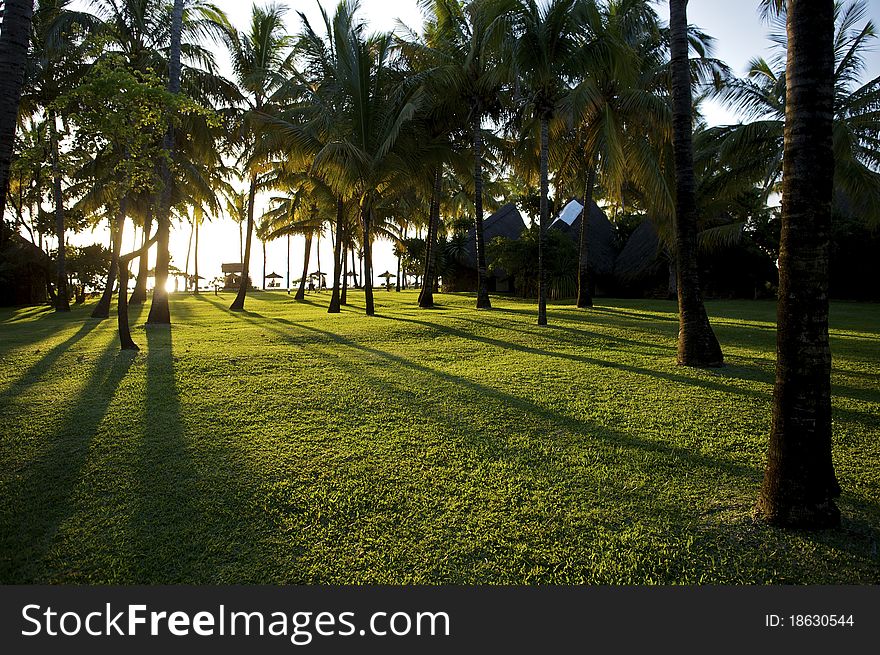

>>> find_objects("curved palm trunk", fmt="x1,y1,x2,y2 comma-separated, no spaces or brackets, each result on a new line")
118,229,159,351
262,239,266,290
294,232,312,301
230,175,257,311
341,241,348,305
473,110,491,309
193,211,200,295
286,233,290,294
49,112,70,312
0,0,33,226
184,217,194,291
147,0,184,325
130,206,153,304
757,0,840,529
92,201,127,318
329,197,345,313
577,164,597,309
361,204,375,315
669,0,722,367
419,166,442,309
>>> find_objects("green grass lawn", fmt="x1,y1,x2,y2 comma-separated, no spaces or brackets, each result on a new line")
0,291,878,584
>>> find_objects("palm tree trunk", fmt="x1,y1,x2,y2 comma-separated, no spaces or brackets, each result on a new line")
239,221,243,263
294,232,312,301
49,112,70,312
92,200,127,319
537,116,550,325
362,204,375,316
184,215,194,291
473,108,492,309
329,197,345,312
669,0,722,366
147,0,184,325
0,0,33,228
419,166,442,309
193,210,200,295
757,0,840,529
341,240,348,305
577,164,597,308
118,229,159,351
316,229,322,290
130,206,153,304
231,175,258,310
351,247,358,288
286,232,290,294
262,239,267,290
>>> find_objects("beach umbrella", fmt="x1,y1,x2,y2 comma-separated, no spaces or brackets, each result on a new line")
265,272,283,279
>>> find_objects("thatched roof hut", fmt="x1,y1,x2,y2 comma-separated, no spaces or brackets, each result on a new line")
550,199,618,278
459,203,527,268
613,220,662,285
0,228,49,306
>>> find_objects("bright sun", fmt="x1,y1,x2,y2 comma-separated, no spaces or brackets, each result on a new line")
164,278,176,294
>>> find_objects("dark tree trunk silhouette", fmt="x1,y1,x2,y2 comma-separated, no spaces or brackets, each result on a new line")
329,197,345,313
130,206,153,304
92,201,127,318
472,108,491,309
757,0,840,529
118,230,159,351
341,239,348,305
285,232,290,294
537,116,549,326
577,164,597,309
294,232,312,300
0,0,33,227
230,175,257,310
361,204,375,315
193,212,200,295
419,166,442,309
147,0,184,325
49,112,70,312
669,0,722,366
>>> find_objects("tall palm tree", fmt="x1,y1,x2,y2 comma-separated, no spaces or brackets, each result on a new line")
225,2,293,312
430,0,513,310
757,0,841,528
23,0,99,311
0,0,34,229
714,0,880,225
513,0,580,326
668,0,723,366
281,2,424,316
147,0,184,324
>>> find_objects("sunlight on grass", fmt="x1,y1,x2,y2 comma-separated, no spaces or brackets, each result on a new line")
0,292,878,584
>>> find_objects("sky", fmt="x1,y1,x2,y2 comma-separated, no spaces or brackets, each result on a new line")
67,0,880,292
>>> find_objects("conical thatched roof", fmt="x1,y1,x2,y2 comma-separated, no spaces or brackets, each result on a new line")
550,199,618,277
460,203,527,268
613,220,662,282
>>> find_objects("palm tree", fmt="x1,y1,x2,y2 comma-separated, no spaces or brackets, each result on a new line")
714,0,880,224
147,0,184,324
282,2,424,316
512,0,580,326
23,1,100,311
0,0,34,228
431,0,514,310
757,0,841,528
668,0,723,366
223,3,293,312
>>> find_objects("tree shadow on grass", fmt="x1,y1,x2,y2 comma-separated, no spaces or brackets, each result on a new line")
125,324,290,583
236,312,879,582
0,319,102,402
0,343,136,582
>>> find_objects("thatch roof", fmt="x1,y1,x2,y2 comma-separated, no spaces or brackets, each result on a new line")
613,220,662,282
550,199,618,276
221,262,243,274
460,203,527,268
